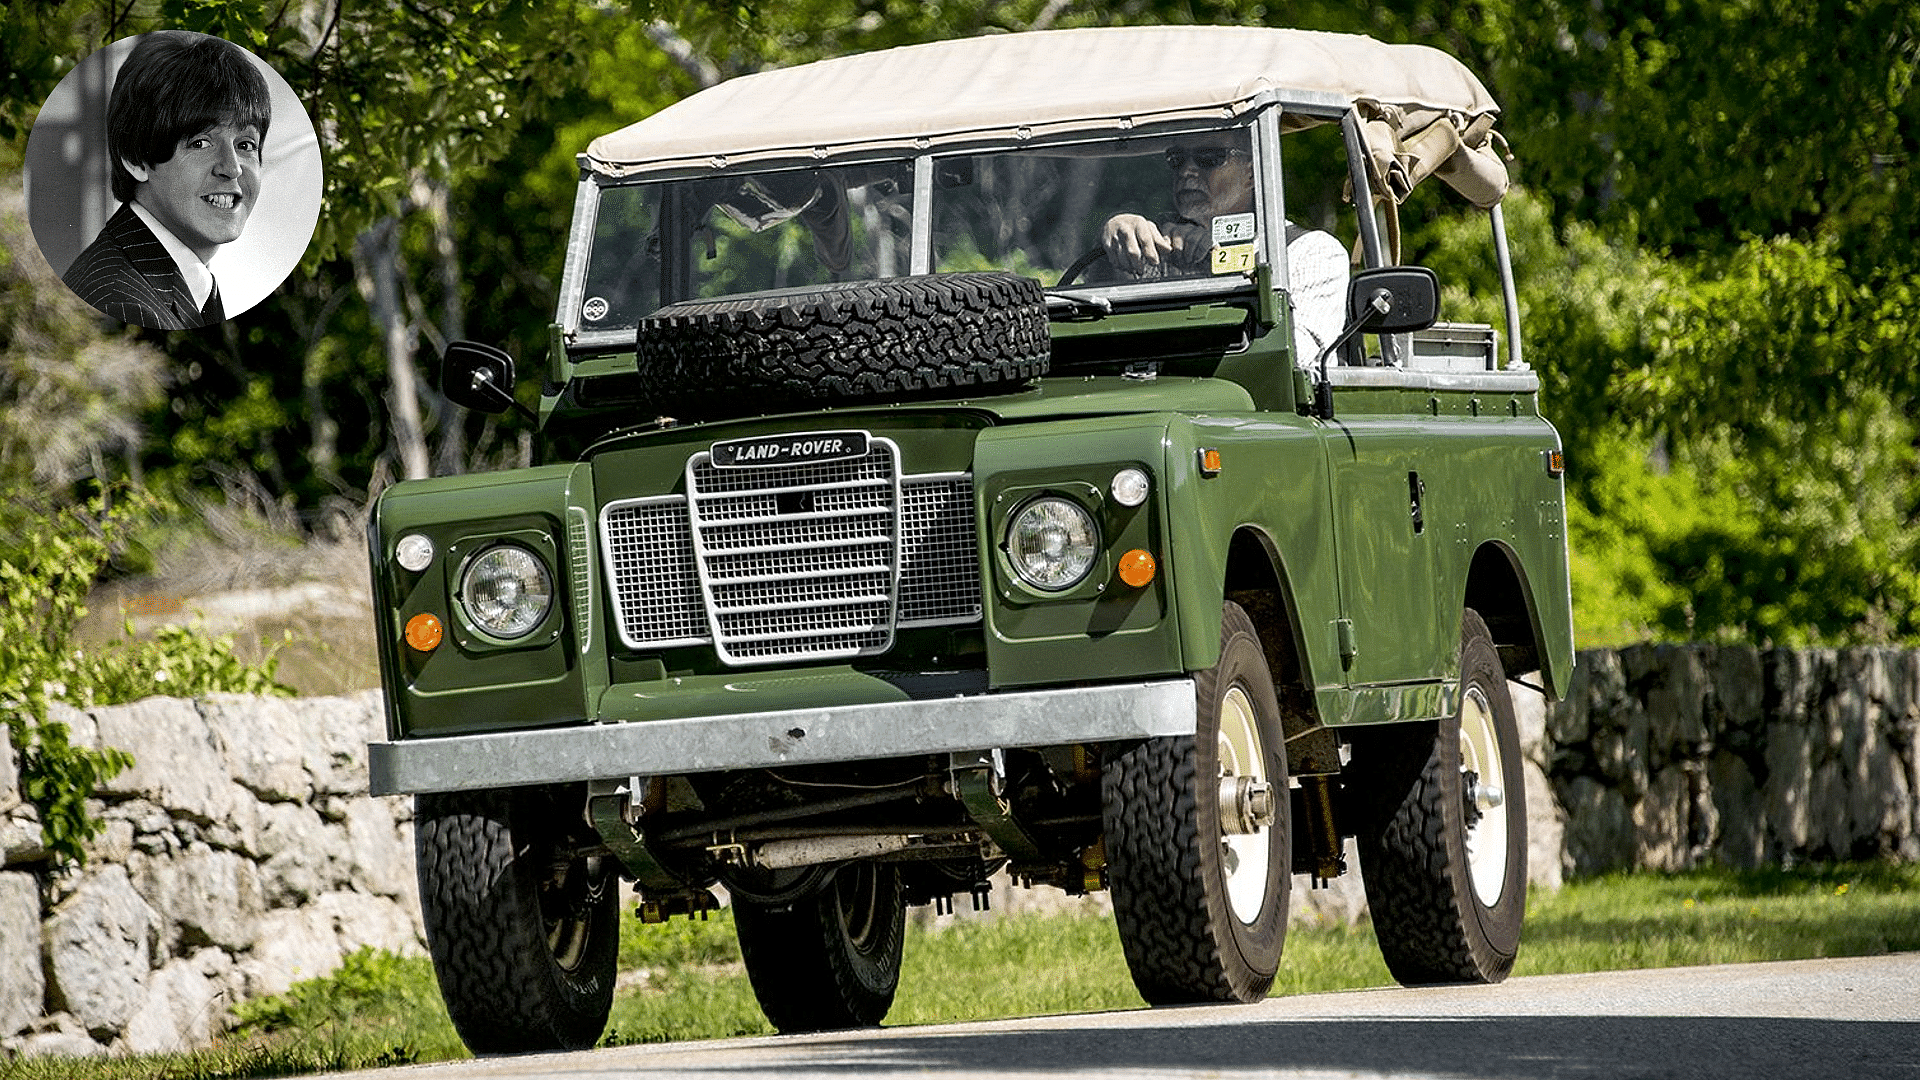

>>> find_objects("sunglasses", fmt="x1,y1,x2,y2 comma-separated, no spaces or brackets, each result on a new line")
1165,147,1247,171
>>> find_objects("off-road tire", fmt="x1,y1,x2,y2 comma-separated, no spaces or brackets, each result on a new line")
1353,608,1527,984
1102,601,1291,1004
633,272,1049,420
733,861,906,1032
415,788,618,1055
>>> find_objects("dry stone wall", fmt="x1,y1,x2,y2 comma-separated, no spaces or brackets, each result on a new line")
1,691,418,1059
1548,645,1920,875
1,645,1915,1059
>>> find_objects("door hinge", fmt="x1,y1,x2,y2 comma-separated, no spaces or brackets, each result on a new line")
1335,618,1357,667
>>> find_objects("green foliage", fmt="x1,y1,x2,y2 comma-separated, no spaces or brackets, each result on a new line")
3,1,1917,647
232,948,447,1037
0,484,290,864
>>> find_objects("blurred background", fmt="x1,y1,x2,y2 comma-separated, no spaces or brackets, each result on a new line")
2,0,1914,697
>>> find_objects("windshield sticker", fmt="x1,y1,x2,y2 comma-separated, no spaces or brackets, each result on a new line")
582,296,609,322
1212,213,1256,246
1211,244,1256,275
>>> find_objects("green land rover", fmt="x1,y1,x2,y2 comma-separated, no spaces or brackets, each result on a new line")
366,25,1574,1054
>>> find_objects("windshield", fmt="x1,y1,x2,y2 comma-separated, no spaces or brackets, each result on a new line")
931,130,1259,286
569,125,1270,339
578,161,916,334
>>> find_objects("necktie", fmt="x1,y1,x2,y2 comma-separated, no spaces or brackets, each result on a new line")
200,281,224,325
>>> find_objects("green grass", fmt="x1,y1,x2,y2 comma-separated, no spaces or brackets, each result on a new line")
6,864,1916,1078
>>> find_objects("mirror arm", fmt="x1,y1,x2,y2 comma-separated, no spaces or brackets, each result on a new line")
1311,288,1394,421
467,367,539,425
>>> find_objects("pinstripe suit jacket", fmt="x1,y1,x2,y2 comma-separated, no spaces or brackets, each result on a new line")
61,204,212,329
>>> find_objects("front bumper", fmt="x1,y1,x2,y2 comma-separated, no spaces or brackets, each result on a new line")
369,679,1196,795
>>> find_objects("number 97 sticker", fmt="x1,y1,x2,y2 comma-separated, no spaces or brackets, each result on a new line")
1212,213,1257,245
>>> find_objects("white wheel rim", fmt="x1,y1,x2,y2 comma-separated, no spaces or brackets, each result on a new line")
1217,685,1271,924
1458,687,1510,907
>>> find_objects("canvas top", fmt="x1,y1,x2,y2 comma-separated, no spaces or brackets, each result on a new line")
582,25,1502,181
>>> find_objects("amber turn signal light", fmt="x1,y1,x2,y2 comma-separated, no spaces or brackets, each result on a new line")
405,612,445,653
1117,549,1157,588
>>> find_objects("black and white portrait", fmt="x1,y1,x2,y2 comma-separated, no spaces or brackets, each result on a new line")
24,31,322,329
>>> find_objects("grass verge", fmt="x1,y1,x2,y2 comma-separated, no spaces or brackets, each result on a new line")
3,863,1915,1078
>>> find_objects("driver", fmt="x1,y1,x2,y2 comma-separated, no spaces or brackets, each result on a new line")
1100,135,1349,365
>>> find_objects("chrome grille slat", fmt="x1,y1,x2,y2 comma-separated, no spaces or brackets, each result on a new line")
599,437,982,662
689,441,901,665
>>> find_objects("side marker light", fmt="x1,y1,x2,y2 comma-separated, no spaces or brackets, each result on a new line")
1197,448,1223,477
405,613,445,653
1117,549,1158,588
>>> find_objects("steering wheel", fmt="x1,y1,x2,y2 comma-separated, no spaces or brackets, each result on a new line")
1055,245,1109,288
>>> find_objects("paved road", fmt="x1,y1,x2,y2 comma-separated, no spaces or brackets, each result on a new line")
325,955,1920,1079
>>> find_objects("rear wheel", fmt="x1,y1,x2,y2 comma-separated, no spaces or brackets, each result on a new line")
1354,608,1527,983
414,787,618,1055
733,861,905,1032
1102,601,1291,1004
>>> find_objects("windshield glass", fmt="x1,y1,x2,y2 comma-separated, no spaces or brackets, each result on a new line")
578,162,915,334
572,126,1268,336
931,129,1259,287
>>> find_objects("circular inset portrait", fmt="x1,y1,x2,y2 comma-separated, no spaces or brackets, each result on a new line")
23,30,323,329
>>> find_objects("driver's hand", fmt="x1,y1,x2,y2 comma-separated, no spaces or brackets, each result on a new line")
1102,214,1172,277
1163,221,1210,270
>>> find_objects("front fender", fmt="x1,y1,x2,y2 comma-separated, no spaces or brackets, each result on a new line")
368,463,604,739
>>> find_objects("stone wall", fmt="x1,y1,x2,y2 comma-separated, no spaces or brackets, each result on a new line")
0,692,418,1059
2,645,1916,1058
1547,645,1920,875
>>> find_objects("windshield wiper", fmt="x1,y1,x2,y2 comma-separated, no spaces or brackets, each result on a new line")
1046,291,1113,320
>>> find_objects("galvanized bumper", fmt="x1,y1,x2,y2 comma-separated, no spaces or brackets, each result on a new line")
369,679,1196,795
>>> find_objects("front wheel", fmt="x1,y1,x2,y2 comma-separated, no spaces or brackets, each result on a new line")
414,787,619,1055
1102,601,1291,1004
733,861,905,1032
1354,607,1527,984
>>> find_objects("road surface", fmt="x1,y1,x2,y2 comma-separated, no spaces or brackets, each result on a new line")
320,954,1920,1079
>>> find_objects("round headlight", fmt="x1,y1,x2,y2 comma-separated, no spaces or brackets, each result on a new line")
460,544,553,639
1007,497,1099,592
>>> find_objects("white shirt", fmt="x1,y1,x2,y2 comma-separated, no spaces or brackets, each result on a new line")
127,201,217,312
1284,224,1349,367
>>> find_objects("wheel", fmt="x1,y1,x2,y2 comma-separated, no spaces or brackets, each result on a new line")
1102,601,1291,1004
633,272,1049,421
1055,244,1108,287
1353,607,1527,984
414,787,619,1055
733,861,905,1032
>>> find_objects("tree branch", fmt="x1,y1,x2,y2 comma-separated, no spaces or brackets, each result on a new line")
647,20,723,89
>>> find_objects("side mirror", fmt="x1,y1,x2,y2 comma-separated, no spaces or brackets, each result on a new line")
1311,266,1442,421
442,340,534,422
1345,265,1439,334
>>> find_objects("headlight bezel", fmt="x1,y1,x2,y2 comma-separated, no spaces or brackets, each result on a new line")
1000,488,1105,597
450,533,560,647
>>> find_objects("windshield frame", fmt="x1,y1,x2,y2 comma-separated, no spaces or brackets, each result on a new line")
557,99,1357,352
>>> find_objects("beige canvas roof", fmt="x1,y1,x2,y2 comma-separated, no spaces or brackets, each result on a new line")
582,25,1507,204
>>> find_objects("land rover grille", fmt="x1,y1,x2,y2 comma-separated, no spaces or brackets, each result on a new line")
599,438,981,665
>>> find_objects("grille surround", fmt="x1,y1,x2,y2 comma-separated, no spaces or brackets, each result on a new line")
599,435,981,665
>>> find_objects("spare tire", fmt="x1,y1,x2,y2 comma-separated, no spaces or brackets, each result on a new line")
633,272,1049,420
